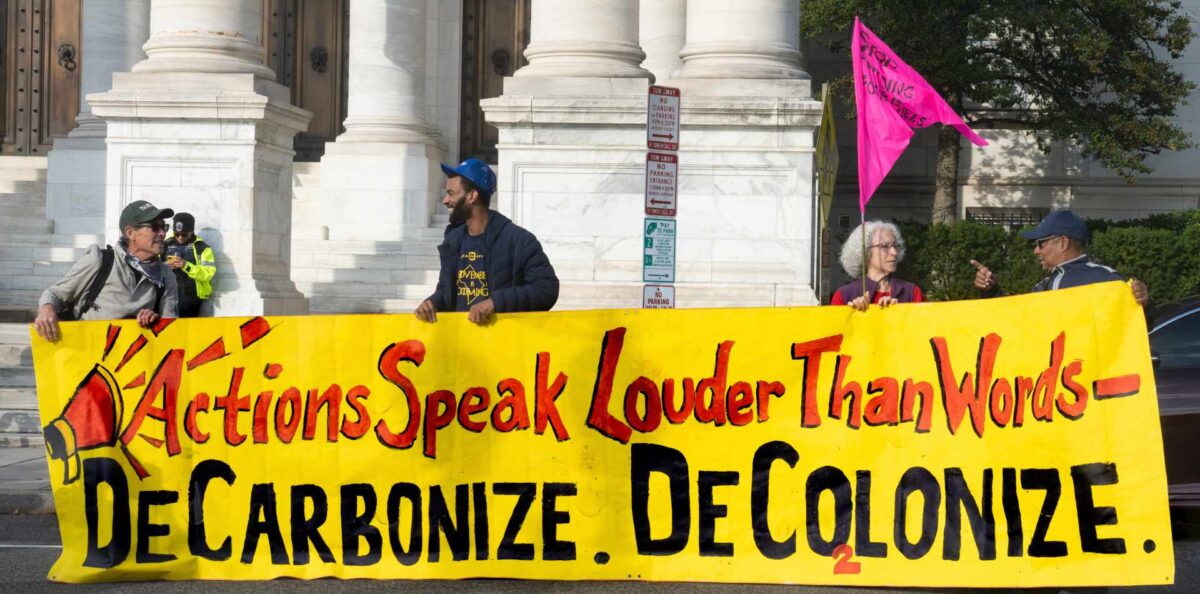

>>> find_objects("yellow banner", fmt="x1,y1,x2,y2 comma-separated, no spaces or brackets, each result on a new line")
31,282,1172,586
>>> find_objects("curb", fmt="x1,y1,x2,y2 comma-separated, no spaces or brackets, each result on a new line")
0,489,55,514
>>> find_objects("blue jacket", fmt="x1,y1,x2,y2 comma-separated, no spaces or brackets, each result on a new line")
429,210,559,313
1032,254,1124,292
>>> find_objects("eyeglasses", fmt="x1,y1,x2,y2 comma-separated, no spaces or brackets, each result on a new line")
1033,236,1062,249
869,243,900,252
136,221,168,233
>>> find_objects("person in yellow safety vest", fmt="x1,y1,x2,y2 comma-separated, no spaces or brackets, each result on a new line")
163,212,216,317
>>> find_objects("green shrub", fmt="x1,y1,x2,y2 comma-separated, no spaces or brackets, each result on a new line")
1091,225,1200,303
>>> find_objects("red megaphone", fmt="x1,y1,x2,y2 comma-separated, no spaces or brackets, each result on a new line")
43,364,123,485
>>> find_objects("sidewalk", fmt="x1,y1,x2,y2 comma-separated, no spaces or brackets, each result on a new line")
0,445,52,514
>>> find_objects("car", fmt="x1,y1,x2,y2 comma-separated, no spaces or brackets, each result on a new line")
1148,296,1200,508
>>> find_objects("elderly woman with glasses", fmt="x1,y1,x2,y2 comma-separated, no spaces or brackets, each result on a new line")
831,220,925,311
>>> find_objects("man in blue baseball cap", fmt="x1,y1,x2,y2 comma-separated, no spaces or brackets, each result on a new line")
971,209,1148,304
414,158,559,325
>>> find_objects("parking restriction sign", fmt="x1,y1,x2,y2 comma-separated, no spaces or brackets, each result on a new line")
645,152,677,216
647,85,680,151
642,284,675,309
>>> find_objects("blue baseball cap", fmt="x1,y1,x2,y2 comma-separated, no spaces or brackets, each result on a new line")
1020,210,1089,242
440,158,496,199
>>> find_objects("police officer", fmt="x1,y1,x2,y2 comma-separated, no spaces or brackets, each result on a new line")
163,212,216,318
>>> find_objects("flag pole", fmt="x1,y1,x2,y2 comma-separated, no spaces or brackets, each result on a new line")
860,213,868,302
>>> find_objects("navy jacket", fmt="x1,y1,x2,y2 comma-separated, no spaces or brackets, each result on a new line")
1031,254,1124,292
429,210,559,313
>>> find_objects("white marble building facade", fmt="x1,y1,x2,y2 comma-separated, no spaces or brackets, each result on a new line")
20,0,1200,315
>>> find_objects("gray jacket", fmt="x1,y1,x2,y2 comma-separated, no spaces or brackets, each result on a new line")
39,244,178,320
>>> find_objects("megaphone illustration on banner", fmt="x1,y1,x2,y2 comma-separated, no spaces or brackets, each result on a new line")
42,364,123,485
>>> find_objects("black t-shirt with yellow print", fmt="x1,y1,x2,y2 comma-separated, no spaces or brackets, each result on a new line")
455,233,489,311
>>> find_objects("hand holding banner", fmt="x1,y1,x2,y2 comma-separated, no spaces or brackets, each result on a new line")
852,17,989,212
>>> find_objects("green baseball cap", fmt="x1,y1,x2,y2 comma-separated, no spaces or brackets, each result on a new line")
119,200,174,230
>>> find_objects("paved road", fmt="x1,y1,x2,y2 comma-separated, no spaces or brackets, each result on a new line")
1,514,1197,594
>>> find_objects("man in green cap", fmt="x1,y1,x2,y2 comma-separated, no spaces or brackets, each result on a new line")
34,200,179,341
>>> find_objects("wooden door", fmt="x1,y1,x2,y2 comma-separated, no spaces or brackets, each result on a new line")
460,0,529,164
1,0,81,156
263,0,348,162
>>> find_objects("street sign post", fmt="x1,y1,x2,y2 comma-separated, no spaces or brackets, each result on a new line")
642,284,675,309
647,85,680,151
644,152,677,217
644,85,680,306
643,217,676,283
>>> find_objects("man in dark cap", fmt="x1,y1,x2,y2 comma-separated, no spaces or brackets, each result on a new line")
414,158,559,325
163,212,216,318
34,200,179,341
971,209,1149,304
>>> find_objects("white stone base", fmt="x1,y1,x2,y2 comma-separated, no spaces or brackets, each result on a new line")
88,71,312,316
482,78,822,308
318,141,445,240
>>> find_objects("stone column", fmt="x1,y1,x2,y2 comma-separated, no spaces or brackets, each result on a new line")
639,0,686,83
484,0,821,309
89,0,313,315
339,0,436,143
45,0,150,236
318,0,444,240
676,0,807,80
514,0,650,80
132,0,274,78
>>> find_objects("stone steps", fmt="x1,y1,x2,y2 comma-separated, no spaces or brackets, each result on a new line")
0,366,35,388
294,281,435,299
308,296,426,314
0,261,71,277
0,290,42,307
0,306,34,324
0,168,46,181
0,432,42,448
292,238,442,255
0,203,45,217
0,344,31,366
0,388,39,439
0,156,47,168
2,219,53,233
292,266,439,284
0,180,48,194
0,233,103,247
0,245,89,261
0,323,39,447
0,192,48,207
0,323,33,342
0,276,57,291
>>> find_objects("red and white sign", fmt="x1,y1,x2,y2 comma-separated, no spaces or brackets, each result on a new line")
644,152,677,217
642,284,675,309
647,85,680,151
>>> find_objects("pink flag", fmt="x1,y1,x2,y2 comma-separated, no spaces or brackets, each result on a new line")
852,17,988,213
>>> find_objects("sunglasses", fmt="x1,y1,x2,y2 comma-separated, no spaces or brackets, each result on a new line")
136,221,169,233
1033,235,1062,249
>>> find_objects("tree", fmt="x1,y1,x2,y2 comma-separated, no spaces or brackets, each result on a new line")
801,1,1196,224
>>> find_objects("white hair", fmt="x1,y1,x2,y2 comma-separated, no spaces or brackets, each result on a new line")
839,220,907,279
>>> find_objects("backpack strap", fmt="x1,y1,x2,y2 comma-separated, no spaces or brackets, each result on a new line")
77,245,114,319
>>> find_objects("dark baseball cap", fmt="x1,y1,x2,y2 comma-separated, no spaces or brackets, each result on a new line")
173,212,195,234
119,200,174,230
1020,210,1089,242
440,158,496,198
